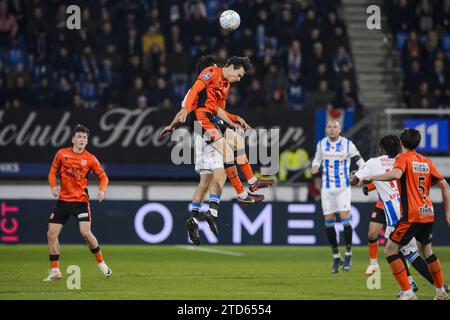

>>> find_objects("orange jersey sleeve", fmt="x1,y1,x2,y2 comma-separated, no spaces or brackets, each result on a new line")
48,150,62,188
393,153,407,173
183,80,206,112
429,160,444,185
90,155,109,192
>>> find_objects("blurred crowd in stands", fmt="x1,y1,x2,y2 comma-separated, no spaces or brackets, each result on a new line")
0,0,361,112
386,0,450,109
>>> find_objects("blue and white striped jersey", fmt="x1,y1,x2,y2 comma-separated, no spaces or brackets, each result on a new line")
312,136,364,189
354,155,401,226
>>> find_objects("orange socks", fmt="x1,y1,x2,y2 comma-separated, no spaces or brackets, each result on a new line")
386,254,411,291
368,240,378,260
49,254,60,269
90,247,104,264
426,254,444,288
224,164,245,194
235,153,255,182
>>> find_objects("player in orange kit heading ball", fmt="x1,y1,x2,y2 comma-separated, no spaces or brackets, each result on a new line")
43,124,112,281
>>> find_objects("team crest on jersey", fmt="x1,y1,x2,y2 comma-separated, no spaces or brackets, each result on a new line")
413,162,429,173
203,73,211,79
81,159,87,166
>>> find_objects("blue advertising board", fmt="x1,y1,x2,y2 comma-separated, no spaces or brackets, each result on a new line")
404,119,449,152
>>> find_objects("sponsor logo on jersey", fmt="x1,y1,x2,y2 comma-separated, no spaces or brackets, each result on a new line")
419,204,434,215
413,162,429,173
81,159,87,166
203,73,211,79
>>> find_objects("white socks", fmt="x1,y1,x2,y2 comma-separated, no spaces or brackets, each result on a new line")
403,289,414,296
436,287,446,294
248,177,257,185
238,191,248,199
370,259,378,266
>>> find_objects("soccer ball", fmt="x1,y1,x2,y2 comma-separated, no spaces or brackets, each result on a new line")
220,10,240,31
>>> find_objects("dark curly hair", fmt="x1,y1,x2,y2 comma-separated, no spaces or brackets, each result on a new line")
379,134,401,158
195,55,218,74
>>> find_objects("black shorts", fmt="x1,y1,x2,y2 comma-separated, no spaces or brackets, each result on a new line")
49,200,91,225
370,207,386,225
389,221,433,246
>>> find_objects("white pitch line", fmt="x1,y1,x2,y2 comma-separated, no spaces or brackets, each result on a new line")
176,245,244,256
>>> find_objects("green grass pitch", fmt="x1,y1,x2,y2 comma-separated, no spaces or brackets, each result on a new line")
1,245,449,300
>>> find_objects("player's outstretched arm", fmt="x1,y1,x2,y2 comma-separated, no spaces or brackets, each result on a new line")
363,168,403,183
160,80,207,138
436,179,450,227
216,107,241,130
235,115,251,130
160,109,186,137
219,100,250,130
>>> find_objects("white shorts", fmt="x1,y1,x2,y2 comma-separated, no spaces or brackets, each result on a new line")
385,226,418,256
194,133,223,174
321,187,351,215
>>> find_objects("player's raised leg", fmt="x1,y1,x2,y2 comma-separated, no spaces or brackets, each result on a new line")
225,128,274,192
43,223,64,281
79,221,111,277
214,137,263,205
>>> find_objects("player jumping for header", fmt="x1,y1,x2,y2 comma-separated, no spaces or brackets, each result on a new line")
161,55,274,244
